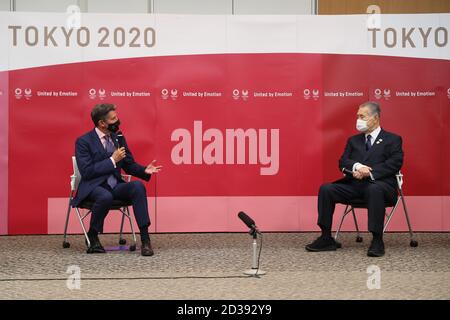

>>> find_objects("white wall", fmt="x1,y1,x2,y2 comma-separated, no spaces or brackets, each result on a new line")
0,0,316,14
15,0,78,12
87,0,149,13
234,0,313,14
0,0,10,11
154,0,231,14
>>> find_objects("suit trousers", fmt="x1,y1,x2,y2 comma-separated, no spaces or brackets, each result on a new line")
317,179,396,234
88,180,150,233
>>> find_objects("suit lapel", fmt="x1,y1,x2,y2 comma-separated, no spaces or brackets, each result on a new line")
110,132,118,148
357,133,366,150
90,129,107,156
363,129,385,162
352,133,366,157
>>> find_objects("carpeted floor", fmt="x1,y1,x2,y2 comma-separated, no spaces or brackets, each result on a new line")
0,232,448,300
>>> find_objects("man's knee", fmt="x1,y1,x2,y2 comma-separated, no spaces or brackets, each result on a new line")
365,183,384,200
130,181,146,196
94,191,113,206
319,183,334,196
367,183,384,193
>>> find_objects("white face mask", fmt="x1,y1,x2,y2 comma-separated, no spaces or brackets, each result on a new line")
356,119,368,132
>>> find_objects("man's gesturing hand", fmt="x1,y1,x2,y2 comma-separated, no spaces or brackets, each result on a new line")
112,147,126,163
145,160,162,174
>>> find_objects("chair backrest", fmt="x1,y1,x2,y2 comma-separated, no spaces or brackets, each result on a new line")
70,156,132,191
71,156,82,192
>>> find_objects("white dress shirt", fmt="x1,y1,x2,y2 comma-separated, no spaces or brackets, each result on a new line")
95,127,116,168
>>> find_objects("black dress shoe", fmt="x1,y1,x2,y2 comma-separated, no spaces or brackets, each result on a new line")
86,244,106,254
367,239,385,257
86,233,106,254
305,236,338,252
141,240,154,256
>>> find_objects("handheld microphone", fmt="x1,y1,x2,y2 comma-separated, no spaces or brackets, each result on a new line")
115,131,124,148
238,211,259,233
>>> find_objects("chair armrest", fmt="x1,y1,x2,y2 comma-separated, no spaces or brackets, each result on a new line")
70,175,77,191
396,172,404,190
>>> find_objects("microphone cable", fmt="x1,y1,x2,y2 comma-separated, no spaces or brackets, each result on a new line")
0,275,254,282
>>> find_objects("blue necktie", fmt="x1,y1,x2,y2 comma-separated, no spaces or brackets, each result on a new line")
104,136,117,189
365,135,372,151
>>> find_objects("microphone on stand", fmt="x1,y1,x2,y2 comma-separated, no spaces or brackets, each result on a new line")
238,211,260,235
237,211,266,276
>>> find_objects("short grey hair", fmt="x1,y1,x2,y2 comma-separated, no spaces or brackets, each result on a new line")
359,101,380,118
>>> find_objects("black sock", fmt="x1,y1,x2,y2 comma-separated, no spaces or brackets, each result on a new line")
87,228,98,238
320,226,332,239
372,232,383,242
139,226,150,243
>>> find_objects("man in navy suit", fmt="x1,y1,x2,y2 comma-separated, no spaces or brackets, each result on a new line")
73,103,162,256
306,101,403,257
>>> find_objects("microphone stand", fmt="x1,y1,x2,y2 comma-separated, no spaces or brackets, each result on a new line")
244,228,266,277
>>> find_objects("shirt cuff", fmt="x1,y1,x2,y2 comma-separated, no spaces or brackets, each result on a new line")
110,157,116,168
353,162,363,172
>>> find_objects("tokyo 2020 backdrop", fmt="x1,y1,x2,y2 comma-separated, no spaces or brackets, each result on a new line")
0,13,449,235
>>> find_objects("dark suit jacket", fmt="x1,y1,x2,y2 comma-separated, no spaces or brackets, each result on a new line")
336,128,403,195
72,129,151,207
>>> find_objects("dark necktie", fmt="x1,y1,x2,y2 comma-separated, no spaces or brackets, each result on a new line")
365,135,372,151
104,136,117,189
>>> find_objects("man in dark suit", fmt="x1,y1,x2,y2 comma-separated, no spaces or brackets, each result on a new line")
306,101,403,257
72,103,162,256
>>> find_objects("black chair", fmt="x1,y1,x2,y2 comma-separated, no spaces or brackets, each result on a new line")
334,172,418,247
62,156,137,251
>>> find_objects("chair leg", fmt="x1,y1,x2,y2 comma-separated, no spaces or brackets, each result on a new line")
351,208,363,242
119,209,126,245
383,197,400,233
62,197,73,248
126,207,137,251
76,208,90,248
334,205,351,241
398,189,418,247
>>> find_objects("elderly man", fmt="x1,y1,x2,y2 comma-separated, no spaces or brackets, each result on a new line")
306,101,403,257
72,103,162,256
